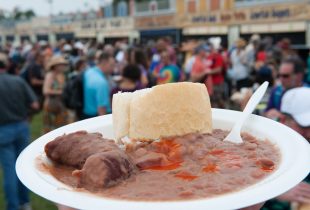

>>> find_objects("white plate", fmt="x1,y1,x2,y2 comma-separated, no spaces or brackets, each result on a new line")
16,109,310,210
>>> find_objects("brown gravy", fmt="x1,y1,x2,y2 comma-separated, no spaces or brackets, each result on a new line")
38,129,280,201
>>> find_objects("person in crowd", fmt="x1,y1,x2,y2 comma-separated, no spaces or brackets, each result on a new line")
190,44,213,96
111,64,142,96
86,48,97,68
228,38,252,91
0,53,39,210
208,45,226,108
83,52,115,119
262,87,310,210
53,39,66,55
265,57,308,120
279,38,296,60
68,57,86,79
163,37,177,64
24,51,45,108
245,34,260,72
65,57,87,122
149,39,165,73
131,49,150,87
42,56,68,133
152,50,181,85
254,42,267,71
182,40,199,79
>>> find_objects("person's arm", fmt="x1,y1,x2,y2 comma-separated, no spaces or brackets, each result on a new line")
190,71,208,82
208,56,223,75
22,79,39,111
141,73,148,87
31,78,44,86
43,72,62,96
208,66,222,75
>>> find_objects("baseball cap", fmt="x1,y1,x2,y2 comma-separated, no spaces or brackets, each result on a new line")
63,44,72,52
281,87,310,127
195,44,210,53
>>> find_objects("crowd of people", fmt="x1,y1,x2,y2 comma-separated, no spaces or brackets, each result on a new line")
0,34,310,210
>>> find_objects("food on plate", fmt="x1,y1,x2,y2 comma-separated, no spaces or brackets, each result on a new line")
73,150,135,191
41,130,280,200
45,131,136,189
39,82,280,201
45,131,119,169
112,82,212,140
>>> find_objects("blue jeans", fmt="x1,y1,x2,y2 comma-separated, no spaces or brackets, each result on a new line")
0,121,30,210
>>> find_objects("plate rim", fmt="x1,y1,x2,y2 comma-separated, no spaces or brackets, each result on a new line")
16,109,310,210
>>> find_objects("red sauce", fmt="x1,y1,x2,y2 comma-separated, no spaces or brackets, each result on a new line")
209,149,225,156
154,139,182,161
203,163,219,173
256,159,275,172
138,139,184,171
175,171,199,181
141,162,182,171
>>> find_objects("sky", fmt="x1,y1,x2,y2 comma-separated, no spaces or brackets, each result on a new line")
0,0,112,16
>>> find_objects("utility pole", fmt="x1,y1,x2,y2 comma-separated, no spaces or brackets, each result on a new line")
47,0,53,16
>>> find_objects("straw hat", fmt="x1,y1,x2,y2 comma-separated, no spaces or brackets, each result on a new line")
46,56,68,71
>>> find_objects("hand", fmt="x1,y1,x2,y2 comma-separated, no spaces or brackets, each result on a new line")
31,102,40,110
278,182,310,204
264,109,281,120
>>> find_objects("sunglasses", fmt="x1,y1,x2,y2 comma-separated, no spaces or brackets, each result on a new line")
278,73,292,78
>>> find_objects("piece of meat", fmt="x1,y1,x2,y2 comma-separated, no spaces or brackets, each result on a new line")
73,150,135,191
45,131,119,169
134,152,169,169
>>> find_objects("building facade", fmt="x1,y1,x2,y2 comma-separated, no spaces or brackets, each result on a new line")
0,0,310,46
177,0,310,46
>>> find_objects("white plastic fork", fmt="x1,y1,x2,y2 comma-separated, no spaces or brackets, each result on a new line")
224,81,269,144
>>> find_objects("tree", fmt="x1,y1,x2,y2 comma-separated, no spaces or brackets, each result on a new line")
12,8,36,20
24,10,36,19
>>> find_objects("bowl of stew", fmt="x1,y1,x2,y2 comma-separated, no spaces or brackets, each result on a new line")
16,109,310,210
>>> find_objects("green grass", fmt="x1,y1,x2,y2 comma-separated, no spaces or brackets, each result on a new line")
0,113,57,210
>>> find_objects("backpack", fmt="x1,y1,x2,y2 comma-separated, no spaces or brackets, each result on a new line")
62,72,84,111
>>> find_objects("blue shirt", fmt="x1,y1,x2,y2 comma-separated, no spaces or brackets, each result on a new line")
83,67,111,116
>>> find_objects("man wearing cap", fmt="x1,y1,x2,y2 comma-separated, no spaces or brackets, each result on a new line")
262,87,310,210
0,53,39,210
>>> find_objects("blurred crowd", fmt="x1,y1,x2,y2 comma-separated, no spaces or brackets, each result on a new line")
0,34,310,210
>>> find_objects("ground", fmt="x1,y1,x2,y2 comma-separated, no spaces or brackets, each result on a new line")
0,113,57,210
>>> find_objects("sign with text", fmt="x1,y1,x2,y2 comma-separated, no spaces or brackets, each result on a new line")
135,15,176,29
179,2,310,27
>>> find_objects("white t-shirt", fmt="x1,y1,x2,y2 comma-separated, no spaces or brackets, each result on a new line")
229,49,249,81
